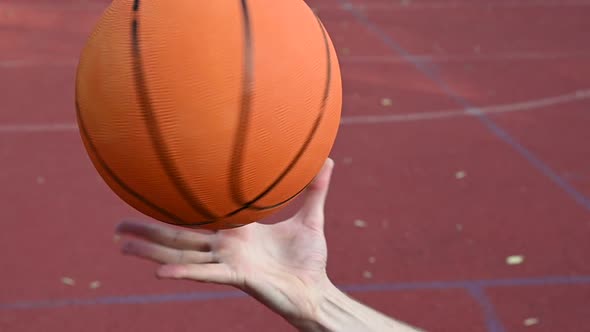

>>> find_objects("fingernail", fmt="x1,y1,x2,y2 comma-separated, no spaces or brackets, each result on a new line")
327,160,335,171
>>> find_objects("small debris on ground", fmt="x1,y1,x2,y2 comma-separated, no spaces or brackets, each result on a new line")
506,255,525,265
523,317,539,327
342,157,353,165
354,219,368,228
381,98,393,107
368,256,377,264
455,171,467,179
362,271,373,279
36,176,46,184
61,277,75,286
455,224,463,232
89,281,101,290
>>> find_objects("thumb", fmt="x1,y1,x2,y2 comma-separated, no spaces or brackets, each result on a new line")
297,158,335,228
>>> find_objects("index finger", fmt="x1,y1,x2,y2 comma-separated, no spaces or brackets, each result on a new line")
116,220,213,251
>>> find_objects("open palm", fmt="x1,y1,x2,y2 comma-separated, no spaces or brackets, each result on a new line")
116,159,335,321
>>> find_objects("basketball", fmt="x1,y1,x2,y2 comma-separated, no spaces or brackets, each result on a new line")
75,0,342,230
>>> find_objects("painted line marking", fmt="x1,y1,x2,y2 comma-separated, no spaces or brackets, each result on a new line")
2,275,590,310
3,0,590,12
342,89,590,124
340,0,590,213
2,89,588,133
4,51,590,69
333,0,590,11
343,51,590,64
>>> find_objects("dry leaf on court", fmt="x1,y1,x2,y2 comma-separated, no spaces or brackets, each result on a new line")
61,277,75,286
523,317,539,326
506,255,525,265
381,98,393,107
89,281,101,290
354,219,368,228
455,171,467,179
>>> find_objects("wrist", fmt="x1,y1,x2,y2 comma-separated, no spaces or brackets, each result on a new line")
289,280,421,332
287,278,348,332
240,271,338,330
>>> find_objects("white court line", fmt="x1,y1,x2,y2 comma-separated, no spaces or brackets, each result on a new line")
341,89,590,125
0,59,78,68
0,2,108,11
331,0,590,11
1,90,589,133
343,51,590,64
2,0,590,12
0,123,78,133
3,51,590,69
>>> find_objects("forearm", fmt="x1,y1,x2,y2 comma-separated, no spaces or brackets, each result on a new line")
289,283,423,332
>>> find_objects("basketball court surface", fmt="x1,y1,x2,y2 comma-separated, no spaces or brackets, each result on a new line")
1,1,589,331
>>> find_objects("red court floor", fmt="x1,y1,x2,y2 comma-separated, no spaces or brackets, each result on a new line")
1,1,589,331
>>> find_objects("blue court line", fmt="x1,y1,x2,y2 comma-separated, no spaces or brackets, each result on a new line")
339,275,590,292
1,275,589,311
337,1,590,213
468,286,506,332
0,290,247,310
335,4,590,331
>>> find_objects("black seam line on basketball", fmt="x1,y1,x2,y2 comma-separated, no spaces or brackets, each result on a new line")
206,179,305,221
131,2,218,220
222,181,306,218
229,0,254,205
229,178,312,216
246,15,333,210
212,178,306,219
75,100,197,224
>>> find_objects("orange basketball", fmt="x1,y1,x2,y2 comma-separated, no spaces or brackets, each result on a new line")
75,0,342,230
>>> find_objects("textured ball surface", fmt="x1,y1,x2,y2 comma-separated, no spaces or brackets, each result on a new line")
75,0,342,229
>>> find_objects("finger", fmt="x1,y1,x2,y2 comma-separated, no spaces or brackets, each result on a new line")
121,239,216,265
116,220,212,251
297,158,335,226
156,263,237,285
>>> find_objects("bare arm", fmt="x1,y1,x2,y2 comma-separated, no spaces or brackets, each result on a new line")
302,285,420,331
286,279,421,332
116,159,422,332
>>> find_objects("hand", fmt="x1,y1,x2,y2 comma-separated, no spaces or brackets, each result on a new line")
115,159,336,322
116,159,422,332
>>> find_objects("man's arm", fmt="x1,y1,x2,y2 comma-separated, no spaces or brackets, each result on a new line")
303,285,420,332
116,159,423,332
